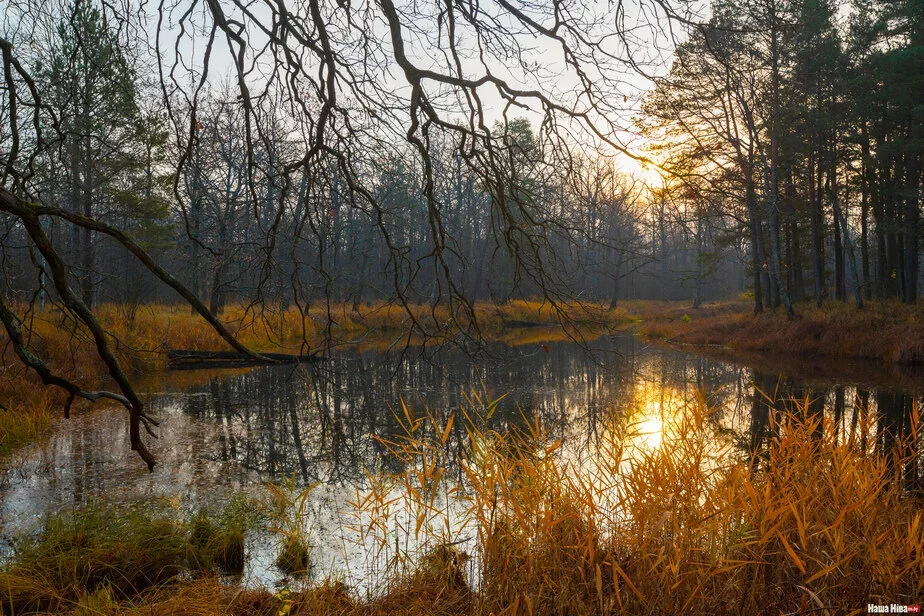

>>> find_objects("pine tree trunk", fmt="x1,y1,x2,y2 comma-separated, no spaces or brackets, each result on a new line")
829,161,846,301
860,123,872,300
746,168,764,314
903,137,920,304
810,152,825,306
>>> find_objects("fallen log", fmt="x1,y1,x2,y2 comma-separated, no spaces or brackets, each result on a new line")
503,320,559,328
167,350,326,370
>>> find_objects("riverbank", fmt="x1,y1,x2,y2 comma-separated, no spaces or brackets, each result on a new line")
1,402,920,615
632,299,924,365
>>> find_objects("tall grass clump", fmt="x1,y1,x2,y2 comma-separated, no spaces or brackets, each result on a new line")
355,395,924,614
0,498,260,614
188,495,258,575
262,474,317,576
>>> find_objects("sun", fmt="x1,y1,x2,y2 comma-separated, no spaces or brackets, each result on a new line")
614,149,665,189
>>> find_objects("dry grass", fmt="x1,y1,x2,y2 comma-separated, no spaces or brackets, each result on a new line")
0,395,53,457
633,299,924,365
2,395,922,614
363,397,924,615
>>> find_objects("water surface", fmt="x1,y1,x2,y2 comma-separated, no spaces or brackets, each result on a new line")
2,334,921,587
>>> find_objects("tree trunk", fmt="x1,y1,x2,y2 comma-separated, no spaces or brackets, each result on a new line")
903,126,921,304
610,261,621,309
872,130,888,299
860,122,872,300
693,214,704,309
189,139,203,314
789,164,804,301
766,18,793,319
829,158,846,301
830,170,864,309
810,151,825,306
80,131,94,308
746,168,764,314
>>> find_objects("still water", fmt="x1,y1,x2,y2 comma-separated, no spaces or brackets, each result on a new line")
1,333,921,587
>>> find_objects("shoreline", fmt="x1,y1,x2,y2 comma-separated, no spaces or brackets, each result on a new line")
629,298,924,366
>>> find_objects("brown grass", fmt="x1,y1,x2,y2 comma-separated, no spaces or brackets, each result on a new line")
3,299,627,374
633,299,924,365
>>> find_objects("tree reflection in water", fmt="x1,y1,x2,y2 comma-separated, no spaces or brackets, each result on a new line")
744,370,923,492
147,337,924,492
1,334,922,583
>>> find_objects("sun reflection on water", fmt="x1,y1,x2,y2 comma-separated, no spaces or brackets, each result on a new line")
634,412,664,450
624,382,685,454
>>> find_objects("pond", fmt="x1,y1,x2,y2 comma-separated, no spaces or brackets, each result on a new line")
1,333,922,590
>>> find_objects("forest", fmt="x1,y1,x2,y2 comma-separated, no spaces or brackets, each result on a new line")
0,0,922,612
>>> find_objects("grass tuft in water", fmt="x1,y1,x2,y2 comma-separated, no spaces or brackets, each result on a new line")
262,473,317,577
276,536,312,576
187,495,256,575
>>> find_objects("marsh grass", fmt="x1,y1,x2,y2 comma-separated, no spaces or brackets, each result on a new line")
261,474,318,576
343,394,924,614
0,398,52,457
188,495,257,575
2,396,922,614
0,497,260,615
0,501,187,613
635,299,924,365
5,300,626,377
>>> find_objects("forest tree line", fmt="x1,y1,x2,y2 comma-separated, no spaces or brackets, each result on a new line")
643,0,923,314
1,0,921,319
1,0,749,317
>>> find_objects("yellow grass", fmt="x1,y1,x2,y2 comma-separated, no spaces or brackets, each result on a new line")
7,299,627,372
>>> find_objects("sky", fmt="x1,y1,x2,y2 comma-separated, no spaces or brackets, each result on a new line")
2,0,706,179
